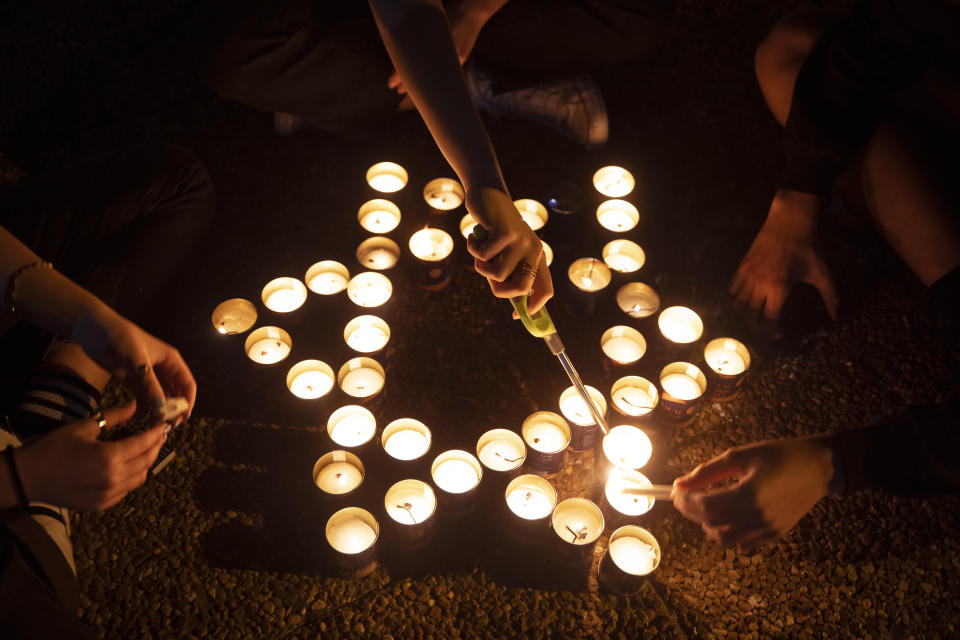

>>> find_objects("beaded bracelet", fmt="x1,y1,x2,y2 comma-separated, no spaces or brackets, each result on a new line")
3,260,53,314
2,445,28,508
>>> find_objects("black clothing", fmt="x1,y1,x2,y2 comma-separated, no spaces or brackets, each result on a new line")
780,0,960,198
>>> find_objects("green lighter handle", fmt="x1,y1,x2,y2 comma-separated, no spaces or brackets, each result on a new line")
470,224,557,338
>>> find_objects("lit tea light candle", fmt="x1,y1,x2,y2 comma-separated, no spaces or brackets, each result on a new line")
616,282,660,319
593,166,635,198
567,257,611,292
337,357,385,400
286,359,335,399
514,199,548,231
327,405,377,448
521,411,570,478
658,306,704,345
602,240,645,273
431,450,482,494
305,260,350,295
261,277,308,313
409,228,454,261
381,419,432,461
600,325,647,366
659,362,707,423
541,240,554,267
347,272,393,308
459,212,477,239
505,474,557,521
356,237,400,271
476,428,526,473
325,507,379,577
343,315,390,353
604,469,656,519
244,326,292,365
313,450,364,496
211,298,257,335
357,198,401,234
559,385,608,452
602,425,652,470
385,479,437,528
365,161,408,193
598,525,660,595
610,376,659,418
552,498,604,566
596,199,639,232
703,337,751,402
423,177,465,211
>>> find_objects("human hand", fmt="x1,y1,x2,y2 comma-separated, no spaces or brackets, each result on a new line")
72,306,197,423
16,403,166,511
730,190,838,335
387,0,492,95
672,437,834,551
466,187,554,312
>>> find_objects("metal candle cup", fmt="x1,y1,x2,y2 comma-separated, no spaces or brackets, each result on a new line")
593,166,635,198
616,282,660,319
504,474,557,541
558,385,608,452
703,338,751,402
596,199,639,233
431,450,483,518
610,376,659,421
551,498,605,569
423,177,465,211
599,469,656,532
357,199,401,234
514,199,548,231
600,325,647,370
327,405,377,451
337,358,385,410
521,412,570,478
541,240,554,267
261,277,307,313
658,362,707,424
658,306,704,347
567,258,611,317
594,425,652,484
356,237,400,271
325,507,380,578
381,419,433,479
347,272,393,308
313,450,365,501
286,360,335,400
365,162,408,193
244,326,292,365
305,260,350,295
602,240,645,274
477,429,526,496
384,479,437,544
211,298,256,335
408,228,455,291
598,525,660,595
343,315,390,355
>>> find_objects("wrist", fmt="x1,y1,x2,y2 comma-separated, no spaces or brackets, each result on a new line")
767,189,823,234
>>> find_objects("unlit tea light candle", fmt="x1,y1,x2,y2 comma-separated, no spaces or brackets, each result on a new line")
357,199,401,234
658,306,704,345
347,272,392,307
286,359,335,399
505,474,557,520
477,429,526,473
262,277,307,313
602,240,645,273
423,178,464,211
244,326,292,365
356,237,400,271
305,261,349,295
344,315,390,353
431,450,482,494
382,419,432,461
211,298,257,335
552,498,604,546
327,405,376,448
611,376,658,417
600,326,646,365
593,166,635,198
514,199,548,231
366,162,407,193
313,450,364,495
338,357,385,399
596,199,639,232
568,258,611,292
616,282,660,319
385,480,437,526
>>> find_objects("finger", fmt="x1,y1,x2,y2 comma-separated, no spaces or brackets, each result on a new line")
762,287,785,322
128,363,165,420
97,469,150,510
747,286,767,314
729,266,747,298
80,402,137,440
526,261,554,314
467,228,514,262
124,436,165,479
103,423,165,462
674,451,744,491
155,352,197,418
805,266,840,321
488,245,527,283
697,482,764,527
387,71,400,89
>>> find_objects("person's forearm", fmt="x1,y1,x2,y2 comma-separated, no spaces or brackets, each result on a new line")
369,0,506,196
448,0,510,22
0,453,21,508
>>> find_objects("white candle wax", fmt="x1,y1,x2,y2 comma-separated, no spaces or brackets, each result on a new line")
541,241,554,268
347,272,392,308
423,178,464,210
596,200,639,232
609,535,658,575
344,316,390,353
604,252,642,272
212,298,257,335
360,209,399,234
602,239,645,273
311,273,348,294
433,459,480,494
459,213,477,239
524,422,567,453
605,471,654,516
593,166,635,198
329,411,376,447
658,306,703,344
366,162,408,193
601,425,652,469
363,248,395,270
568,258,611,292
327,516,377,554
385,481,436,525
409,228,454,261
601,326,646,365
704,338,748,375
315,462,363,495
246,338,290,365
611,382,656,417
478,436,525,472
341,367,384,398
383,429,430,460
616,282,660,319
558,386,607,426
289,370,334,399
551,499,603,545
514,199,548,231
262,277,308,313
506,486,554,520
661,373,703,401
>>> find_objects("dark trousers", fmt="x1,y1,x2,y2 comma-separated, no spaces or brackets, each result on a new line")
0,143,214,416
196,0,672,136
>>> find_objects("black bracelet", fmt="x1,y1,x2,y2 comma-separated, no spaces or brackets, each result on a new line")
2,445,28,508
